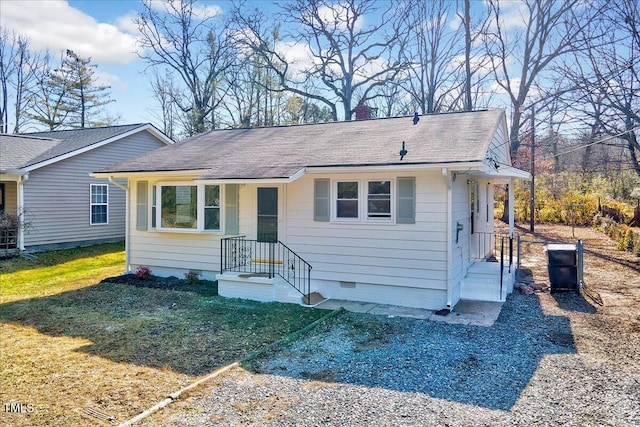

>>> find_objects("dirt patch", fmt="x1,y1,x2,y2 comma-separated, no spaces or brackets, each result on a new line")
507,223,640,372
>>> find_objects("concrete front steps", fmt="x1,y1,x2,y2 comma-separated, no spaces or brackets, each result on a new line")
460,261,515,302
216,272,307,305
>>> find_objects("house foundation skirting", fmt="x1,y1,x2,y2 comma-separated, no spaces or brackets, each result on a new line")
217,272,449,311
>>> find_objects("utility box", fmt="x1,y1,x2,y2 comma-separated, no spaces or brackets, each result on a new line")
545,243,580,293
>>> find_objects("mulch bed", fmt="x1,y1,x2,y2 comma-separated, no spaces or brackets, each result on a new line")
101,274,218,296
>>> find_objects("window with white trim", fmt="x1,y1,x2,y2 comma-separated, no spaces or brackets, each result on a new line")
154,183,223,231
204,185,220,230
367,180,391,219
151,185,157,228
336,181,359,219
161,185,197,229
90,184,108,225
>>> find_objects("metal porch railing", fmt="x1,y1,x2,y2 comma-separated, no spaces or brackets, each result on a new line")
473,232,515,300
473,232,513,270
220,236,312,301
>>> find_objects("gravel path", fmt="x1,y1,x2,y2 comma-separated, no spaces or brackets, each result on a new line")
139,287,640,427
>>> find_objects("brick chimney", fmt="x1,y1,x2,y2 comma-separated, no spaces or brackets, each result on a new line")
354,103,373,120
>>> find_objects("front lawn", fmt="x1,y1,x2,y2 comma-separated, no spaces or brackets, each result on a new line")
0,244,327,426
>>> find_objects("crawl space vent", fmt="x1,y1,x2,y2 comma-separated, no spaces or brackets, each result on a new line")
340,281,356,289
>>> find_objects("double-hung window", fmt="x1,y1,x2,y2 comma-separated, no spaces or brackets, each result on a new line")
90,184,108,225
367,180,391,219
204,185,220,230
336,181,359,219
316,177,414,224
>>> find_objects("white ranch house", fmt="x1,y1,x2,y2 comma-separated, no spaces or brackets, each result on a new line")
0,124,172,251
93,110,530,311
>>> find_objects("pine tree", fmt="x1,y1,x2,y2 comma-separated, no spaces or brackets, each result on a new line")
60,50,113,128
27,50,114,129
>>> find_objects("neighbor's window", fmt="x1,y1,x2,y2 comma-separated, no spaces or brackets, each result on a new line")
367,180,391,219
336,181,359,218
204,185,220,230
161,185,197,229
90,184,108,225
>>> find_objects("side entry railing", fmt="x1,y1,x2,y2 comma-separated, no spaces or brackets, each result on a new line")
220,236,311,301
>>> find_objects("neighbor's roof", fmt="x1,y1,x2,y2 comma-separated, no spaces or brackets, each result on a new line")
1,123,171,173
0,135,60,172
96,109,507,179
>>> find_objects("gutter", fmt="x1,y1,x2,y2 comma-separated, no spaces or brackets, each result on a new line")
108,176,131,273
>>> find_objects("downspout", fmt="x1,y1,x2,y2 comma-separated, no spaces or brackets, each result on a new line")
508,178,514,238
17,173,29,251
443,168,453,309
108,176,130,273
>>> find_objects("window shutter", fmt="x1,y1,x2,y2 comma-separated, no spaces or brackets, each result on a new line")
397,177,415,224
314,179,330,221
136,181,148,230
225,184,240,235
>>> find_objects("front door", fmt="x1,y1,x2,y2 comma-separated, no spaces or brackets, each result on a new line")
257,187,278,242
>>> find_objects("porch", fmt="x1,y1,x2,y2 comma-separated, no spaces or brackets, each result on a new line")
461,232,516,302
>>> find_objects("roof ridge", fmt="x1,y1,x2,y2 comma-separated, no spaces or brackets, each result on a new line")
22,123,149,135
0,134,61,141
196,109,496,135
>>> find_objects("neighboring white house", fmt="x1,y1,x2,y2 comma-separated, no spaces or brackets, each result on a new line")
92,110,530,311
0,124,173,251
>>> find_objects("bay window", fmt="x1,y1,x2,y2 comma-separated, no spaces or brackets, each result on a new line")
161,185,197,229
149,183,224,232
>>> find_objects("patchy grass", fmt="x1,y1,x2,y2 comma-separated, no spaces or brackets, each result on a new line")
0,244,328,426
0,242,125,303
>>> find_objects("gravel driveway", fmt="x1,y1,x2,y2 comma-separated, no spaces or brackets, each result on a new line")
139,287,640,427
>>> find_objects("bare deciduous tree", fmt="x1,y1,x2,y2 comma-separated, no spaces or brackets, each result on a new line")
555,0,640,178
232,0,409,121
137,0,236,135
485,0,597,158
0,31,44,133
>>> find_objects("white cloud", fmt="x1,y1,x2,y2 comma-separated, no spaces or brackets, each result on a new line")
275,40,315,78
317,3,365,31
490,1,528,31
148,0,222,19
93,70,127,91
0,1,140,65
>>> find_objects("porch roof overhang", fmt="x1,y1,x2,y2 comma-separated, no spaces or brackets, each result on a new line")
91,160,531,184
0,170,27,181
467,164,532,182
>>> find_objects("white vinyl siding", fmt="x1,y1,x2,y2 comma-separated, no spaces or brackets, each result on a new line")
21,130,167,248
288,172,448,294
90,184,108,225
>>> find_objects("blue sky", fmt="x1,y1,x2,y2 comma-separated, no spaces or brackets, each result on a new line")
1,0,240,131
1,0,521,133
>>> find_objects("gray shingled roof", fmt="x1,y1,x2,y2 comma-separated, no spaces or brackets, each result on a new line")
0,135,60,172
19,124,148,168
96,110,505,179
